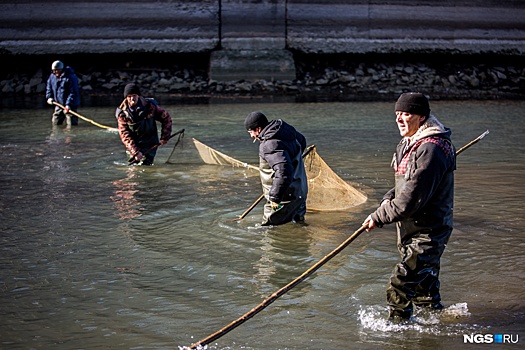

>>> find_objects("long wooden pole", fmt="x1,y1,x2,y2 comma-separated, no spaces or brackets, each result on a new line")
456,130,489,155
128,128,185,165
52,101,117,131
231,194,265,222
189,224,368,349
187,131,489,349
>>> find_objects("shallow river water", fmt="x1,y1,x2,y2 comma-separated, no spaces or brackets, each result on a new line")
0,100,524,349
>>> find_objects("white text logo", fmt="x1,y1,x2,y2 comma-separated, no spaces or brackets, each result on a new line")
463,333,519,344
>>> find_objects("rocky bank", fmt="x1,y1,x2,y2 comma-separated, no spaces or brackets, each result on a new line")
1,53,524,106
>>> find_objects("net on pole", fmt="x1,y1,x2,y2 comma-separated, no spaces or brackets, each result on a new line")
167,138,367,211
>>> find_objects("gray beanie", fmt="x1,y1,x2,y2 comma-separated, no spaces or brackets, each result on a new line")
123,83,141,98
244,111,269,130
395,92,430,116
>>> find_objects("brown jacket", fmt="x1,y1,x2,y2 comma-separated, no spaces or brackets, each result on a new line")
116,97,172,156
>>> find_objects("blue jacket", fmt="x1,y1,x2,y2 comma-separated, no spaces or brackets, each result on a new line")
46,66,80,108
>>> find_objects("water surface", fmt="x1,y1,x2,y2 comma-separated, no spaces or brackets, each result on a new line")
1,100,523,349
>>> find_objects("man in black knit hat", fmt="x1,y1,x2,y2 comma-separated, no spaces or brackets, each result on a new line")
115,83,172,165
363,92,456,320
244,111,308,226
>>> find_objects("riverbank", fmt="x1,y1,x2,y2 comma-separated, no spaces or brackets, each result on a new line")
1,52,524,107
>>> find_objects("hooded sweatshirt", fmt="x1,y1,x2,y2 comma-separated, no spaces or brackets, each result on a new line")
371,115,456,242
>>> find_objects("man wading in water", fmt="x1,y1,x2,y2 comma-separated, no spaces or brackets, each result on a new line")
244,111,308,226
45,60,80,126
115,83,172,166
364,92,456,320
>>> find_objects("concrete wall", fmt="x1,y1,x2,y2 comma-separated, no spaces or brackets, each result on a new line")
1,0,524,80
287,0,525,54
0,0,219,54
1,0,524,55
210,0,295,80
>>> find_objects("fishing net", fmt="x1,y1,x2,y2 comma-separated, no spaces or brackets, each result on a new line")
192,138,259,172
167,137,367,211
303,146,367,211
166,136,259,173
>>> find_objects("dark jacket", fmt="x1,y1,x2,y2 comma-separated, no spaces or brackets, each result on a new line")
371,116,456,242
258,119,307,204
115,97,172,157
45,66,80,108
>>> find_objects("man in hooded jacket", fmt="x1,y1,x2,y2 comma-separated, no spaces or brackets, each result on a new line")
364,92,456,320
244,111,308,226
115,83,172,166
46,60,80,126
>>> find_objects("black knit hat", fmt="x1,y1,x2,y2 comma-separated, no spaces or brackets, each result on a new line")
123,83,141,98
244,111,269,130
395,92,430,116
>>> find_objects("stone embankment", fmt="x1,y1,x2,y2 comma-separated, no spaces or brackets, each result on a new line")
1,54,524,103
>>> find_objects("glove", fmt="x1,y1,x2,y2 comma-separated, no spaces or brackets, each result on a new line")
47,98,54,105
134,152,144,161
270,201,283,211
64,105,70,113
128,151,144,165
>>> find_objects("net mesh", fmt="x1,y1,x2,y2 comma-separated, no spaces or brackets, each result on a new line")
303,146,367,211
193,138,259,172
167,137,367,211
167,136,258,171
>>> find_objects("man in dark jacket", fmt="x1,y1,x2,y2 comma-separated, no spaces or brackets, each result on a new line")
115,83,172,166
364,92,456,320
244,111,308,226
46,60,80,126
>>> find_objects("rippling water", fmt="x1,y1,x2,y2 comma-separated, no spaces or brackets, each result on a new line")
1,100,524,349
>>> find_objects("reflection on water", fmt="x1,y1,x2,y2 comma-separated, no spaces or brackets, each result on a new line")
112,169,143,222
0,101,524,349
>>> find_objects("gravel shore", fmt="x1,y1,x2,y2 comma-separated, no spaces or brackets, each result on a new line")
1,52,524,107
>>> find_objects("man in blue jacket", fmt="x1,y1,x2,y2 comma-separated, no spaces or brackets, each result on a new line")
46,60,80,126
364,92,456,320
244,111,308,226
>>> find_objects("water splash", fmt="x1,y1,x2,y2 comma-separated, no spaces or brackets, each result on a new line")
358,303,477,336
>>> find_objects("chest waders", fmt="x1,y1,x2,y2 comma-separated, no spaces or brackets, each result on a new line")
259,145,308,226
126,109,160,165
387,139,454,319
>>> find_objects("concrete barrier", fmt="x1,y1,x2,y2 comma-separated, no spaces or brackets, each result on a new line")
1,0,524,80
287,2,525,54
0,1,219,54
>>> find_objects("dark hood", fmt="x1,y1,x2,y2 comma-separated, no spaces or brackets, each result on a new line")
259,119,298,142
63,66,76,77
